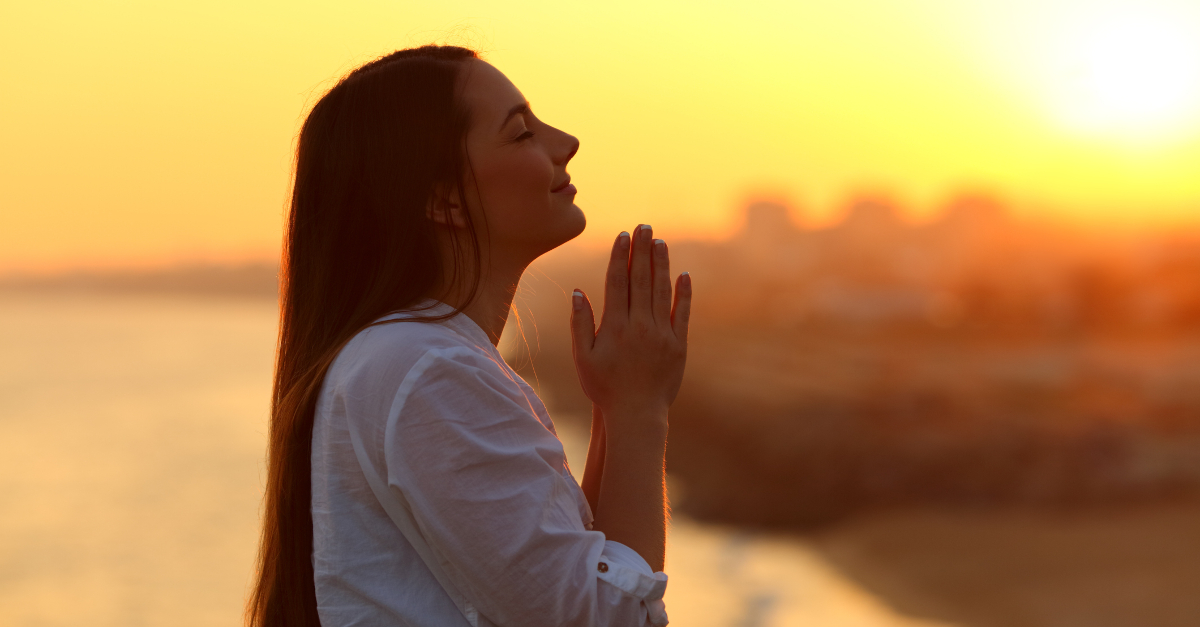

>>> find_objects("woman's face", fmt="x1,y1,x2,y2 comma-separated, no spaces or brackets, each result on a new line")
455,59,584,263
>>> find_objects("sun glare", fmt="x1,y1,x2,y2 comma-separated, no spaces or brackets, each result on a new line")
1042,7,1200,140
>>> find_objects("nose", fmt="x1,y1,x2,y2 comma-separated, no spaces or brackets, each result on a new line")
556,132,579,165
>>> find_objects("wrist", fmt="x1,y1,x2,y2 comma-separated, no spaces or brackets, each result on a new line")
596,398,670,417
598,404,669,440
591,403,605,426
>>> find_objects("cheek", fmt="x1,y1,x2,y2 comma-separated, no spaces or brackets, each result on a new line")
472,149,556,234
473,150,554,221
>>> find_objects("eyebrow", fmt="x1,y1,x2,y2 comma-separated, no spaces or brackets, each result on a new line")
499,102,530,132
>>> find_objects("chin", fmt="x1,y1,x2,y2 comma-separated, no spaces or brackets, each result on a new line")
532,205,586,257
564,203,586,240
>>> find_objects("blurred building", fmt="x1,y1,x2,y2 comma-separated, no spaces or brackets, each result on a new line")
511,195,1200,529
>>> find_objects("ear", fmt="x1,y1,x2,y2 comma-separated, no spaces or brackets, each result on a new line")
425,183,469,229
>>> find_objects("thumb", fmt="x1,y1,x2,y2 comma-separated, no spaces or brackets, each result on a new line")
570,289,596,358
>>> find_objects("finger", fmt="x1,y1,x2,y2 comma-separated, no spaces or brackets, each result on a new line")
671,271,692,342
570,289,596,356
628,224,654,319
652,238,672,327
602,231,631,323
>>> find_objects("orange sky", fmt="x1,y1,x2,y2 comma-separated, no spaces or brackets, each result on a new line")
3,0,1200,273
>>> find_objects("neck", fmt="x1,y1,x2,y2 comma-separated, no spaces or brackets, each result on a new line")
436,256,528,347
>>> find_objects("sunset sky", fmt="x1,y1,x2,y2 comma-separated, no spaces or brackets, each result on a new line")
3,0,1200,272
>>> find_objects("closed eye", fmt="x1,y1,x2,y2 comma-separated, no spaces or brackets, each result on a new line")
515,130,535,142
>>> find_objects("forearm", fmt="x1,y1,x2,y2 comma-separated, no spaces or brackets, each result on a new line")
580,404,606,518
569,224,689,577
588,406,668,572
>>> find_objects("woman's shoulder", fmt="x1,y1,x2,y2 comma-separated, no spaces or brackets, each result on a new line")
327,311,500,395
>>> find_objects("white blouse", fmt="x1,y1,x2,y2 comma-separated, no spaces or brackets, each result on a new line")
311,301,670,626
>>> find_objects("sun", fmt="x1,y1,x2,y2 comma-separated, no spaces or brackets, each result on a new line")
1041,6,1200,140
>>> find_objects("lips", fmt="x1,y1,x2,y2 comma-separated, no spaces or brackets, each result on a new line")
550,176,572,193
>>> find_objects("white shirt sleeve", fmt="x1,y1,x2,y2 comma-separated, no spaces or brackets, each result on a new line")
380,346,669,627
598,540,669,626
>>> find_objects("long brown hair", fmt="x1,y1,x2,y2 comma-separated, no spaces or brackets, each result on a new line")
247,45,480,627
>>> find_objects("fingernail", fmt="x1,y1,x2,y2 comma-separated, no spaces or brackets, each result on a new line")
682,271,691,285
618,231,630,246
641,224,653,238
573,289,583,310
654,238,665,251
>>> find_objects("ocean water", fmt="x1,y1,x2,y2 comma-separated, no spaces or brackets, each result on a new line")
0,292,942,627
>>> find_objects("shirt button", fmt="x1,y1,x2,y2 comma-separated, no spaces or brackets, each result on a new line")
597,562,609,573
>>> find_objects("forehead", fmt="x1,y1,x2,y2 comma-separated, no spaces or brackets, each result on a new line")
458,59,526,131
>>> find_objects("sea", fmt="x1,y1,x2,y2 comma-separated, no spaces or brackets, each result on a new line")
0,292,943,627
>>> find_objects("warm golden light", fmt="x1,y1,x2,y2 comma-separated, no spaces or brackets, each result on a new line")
3,0,1200,273
3,6,1200,626
1042,6,1200,140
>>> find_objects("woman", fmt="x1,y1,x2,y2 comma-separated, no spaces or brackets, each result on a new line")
247,45,691,627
